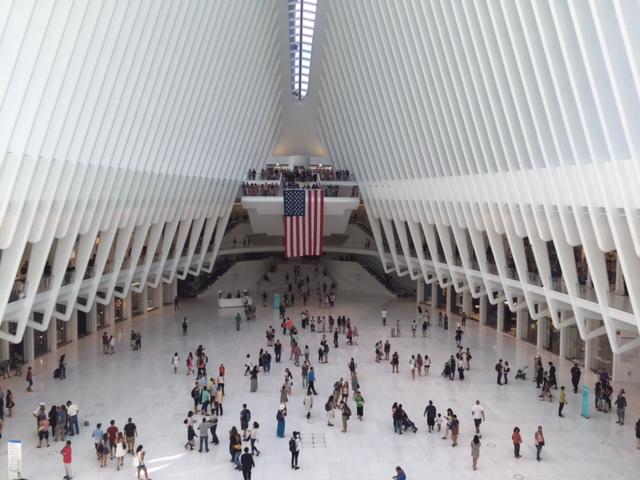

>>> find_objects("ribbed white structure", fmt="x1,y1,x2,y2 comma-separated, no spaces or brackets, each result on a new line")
0,1,287,342
311,0,640,352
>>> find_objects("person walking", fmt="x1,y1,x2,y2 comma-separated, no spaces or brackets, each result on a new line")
424,354,431,375
185,423,196,451
470,435,481,470
635,417,640,449
558,386,567,417
303,392,313,420
424,400,436,433
124,417,137,454
26,366,33,392
134,445,151,480
60,440,72,480
249,422,260,455
115,433,126,470
307,367,318,395
240,447,255,480
615,389,627,425
240,404,251,437
571,363,581,393
471,400,485,435
182,317,188,336
172,353,180,374
512,427,522,458
409,355,416,380
208,412,219,445
393,466,407,480
534,426,545,461
381,308,387,326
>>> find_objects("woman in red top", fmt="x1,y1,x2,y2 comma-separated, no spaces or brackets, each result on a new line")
61,440,72,480
511,426,522,458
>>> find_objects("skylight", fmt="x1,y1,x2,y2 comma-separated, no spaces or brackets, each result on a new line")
289,0,317,100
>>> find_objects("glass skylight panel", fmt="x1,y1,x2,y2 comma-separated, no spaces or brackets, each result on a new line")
289,0,317,100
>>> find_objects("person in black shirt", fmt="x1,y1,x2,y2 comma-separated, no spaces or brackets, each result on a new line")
424,401,437,433
240,447,255,480
571,364,581,393
123,418,137,454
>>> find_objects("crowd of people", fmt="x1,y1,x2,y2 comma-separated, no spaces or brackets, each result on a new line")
5,260,640,480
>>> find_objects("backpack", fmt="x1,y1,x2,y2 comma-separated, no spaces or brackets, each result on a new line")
343,405,351,418
289,438,296,452
325,401,332,412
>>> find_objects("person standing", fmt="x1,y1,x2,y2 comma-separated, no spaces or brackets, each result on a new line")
381,308,387,326
391,352,399,373
341,402,351,432
635,417,640,449
198,418,210,452
503,361,511,384
615,389,627,425
60,440,72,480
66,401,79,436
534,426,545,461
276,404,287,438
289,431,301,469
512,426,522,458
326,396,335,426
571,363,581,393
240,447,255,480
558,386,567,417
409,355,416,380
450,414,459,446
411,319,417,337
548,362,558,389
495,359,503,385
424,354,431,375
384,341,391,361
471,400,485,435
174,296,179,310
424,400,436,433
470,435,481,470
182,317,188,336
115,433,126,470
354,391,365,421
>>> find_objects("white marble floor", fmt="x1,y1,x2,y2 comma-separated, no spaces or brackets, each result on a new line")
0,262,638,480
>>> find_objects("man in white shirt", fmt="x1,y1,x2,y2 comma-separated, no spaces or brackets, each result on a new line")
66,401,80,436
471,400,485,435
381,308,387,326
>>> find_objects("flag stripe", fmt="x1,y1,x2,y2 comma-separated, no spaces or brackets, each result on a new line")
283,189,324,258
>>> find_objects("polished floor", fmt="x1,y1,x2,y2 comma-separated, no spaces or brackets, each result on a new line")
0,263,638,480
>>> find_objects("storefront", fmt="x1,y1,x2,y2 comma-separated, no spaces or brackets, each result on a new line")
114,297,125,323
546,321,560,355
77,310,89,338
33,311,48,358
56,319,68,347
131,292,143,317
524,311,538,345
486,302,497,329
564,325,585,364
96,303,106,330
502,304,516,336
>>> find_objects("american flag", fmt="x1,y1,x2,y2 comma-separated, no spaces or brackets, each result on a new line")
284,189,324,257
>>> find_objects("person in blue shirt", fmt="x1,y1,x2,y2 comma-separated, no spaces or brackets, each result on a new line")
307,367,318,395
393,466,407,480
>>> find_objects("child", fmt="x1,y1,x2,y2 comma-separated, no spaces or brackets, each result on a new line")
185,423,197,450
60,440,72,480
99,433,109,467
435,413,443,432
92,423,104,459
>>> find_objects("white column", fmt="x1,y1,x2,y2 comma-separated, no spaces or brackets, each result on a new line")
68,308,78,343
104,300,115,328
584,320,594,371
559,311,568,359
479,295,487,325
150,284,162,309
87,303,98,334
516,297,526,339
445,286,452,315
0,339,9,362
462,291,472,315
123,292,133,320
537,317,548,350
497,301,505,331
416,280,424,307
431,283,439,318
615,257,625,295
47,318,58,353
24,326,35,362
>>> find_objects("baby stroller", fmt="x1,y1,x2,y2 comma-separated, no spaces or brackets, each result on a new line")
402,415,418,433
442,362,451,378
515,366,528,380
